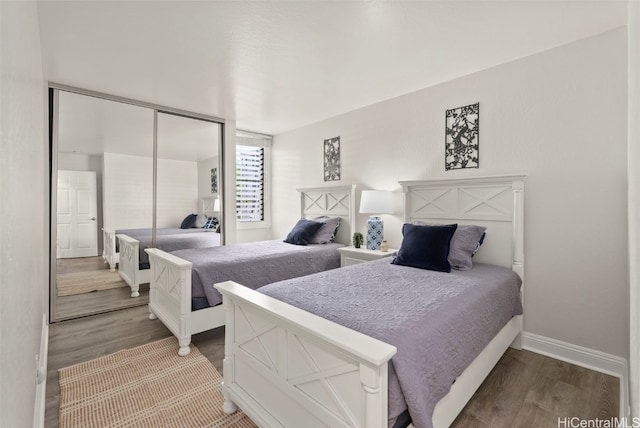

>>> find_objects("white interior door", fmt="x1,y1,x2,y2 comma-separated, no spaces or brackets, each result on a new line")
57,170,98,258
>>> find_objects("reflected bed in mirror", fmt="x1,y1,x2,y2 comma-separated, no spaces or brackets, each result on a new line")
103,197,220,272
110,197,221,297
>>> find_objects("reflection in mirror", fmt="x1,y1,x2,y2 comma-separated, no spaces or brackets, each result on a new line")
155,112,222,246
54,90,154,321
111,113,223,304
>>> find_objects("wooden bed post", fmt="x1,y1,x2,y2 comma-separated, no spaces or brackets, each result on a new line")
511,178,525,283
221,296,238,414
511,177,525,350
361,364,388,428
145,248,194,356
117,234,141,297
102,228,118,272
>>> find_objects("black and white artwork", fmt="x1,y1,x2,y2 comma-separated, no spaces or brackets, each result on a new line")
210,167,218,193
445,102,479,170
324,136,341,181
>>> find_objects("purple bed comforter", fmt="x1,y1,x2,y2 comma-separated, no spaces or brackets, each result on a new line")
117,228,221,265
258,258,522,428
170,240,343,307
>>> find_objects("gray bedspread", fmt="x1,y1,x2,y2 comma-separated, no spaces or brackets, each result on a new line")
117,227,206,238
117,228,220,265
170,240,343,307
258,259,522,428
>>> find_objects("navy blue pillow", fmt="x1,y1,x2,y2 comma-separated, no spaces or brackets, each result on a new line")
180,214,197,229
284,219,324,246
392,223,458,272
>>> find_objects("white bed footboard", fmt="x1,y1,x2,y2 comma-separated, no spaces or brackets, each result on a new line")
215,281,397,428
145,248,226,356
102,228,118,271
145,248,194,356
117,234,150,298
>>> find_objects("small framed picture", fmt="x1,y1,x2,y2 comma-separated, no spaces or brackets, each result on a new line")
324,136,341,181
445,102,479,170
210,168,218,193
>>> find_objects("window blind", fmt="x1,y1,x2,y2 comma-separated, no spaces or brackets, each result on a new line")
236,145,264,222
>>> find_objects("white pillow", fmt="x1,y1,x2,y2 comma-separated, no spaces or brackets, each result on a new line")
194,213,208,228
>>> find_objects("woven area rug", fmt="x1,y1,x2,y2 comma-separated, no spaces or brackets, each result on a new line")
59,336,256,428
57,269,127,296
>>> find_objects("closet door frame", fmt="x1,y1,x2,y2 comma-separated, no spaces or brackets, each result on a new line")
48,82,226,322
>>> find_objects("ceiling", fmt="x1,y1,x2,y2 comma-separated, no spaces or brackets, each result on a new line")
58,90,220,161
39,1,628,136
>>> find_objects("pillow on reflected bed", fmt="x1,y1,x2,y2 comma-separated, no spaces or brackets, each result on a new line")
284,219,324,246
203,216,219,230
392,223,457,272
194,213,208,228
180,213,197,229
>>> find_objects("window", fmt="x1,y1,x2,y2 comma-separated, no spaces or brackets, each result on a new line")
236,145,264,222
235,132,271,225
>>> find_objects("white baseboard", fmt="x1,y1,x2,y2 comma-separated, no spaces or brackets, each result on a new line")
33,314,48,428
522,332,630,419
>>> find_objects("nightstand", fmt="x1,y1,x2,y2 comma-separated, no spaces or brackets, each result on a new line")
337,246,398,267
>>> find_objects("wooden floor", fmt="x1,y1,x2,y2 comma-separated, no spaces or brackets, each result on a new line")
56,255,117,275
54,256,148,321
45,305,619,428
451,348,619,427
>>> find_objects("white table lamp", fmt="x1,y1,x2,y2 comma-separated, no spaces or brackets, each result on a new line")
213,197,220,213
359,190,393,250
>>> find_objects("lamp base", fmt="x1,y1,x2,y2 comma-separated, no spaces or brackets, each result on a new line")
366,216,384,250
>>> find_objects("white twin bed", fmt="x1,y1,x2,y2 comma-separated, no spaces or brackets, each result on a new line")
145,185,356,356
212,175,526,428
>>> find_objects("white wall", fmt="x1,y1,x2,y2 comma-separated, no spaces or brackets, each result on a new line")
0,1,48,426
102,152,153,229
157,157,198,227
103,152,199,229
628,0,640,417
272,29,629,358
237,227,271,243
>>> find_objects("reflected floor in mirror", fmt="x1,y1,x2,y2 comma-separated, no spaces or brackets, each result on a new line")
55,256,149,321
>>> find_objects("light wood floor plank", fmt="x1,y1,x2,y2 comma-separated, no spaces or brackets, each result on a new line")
588,372,620,420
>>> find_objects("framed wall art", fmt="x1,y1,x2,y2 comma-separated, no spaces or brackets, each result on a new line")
324,136,341,181
211,167,218,193
445,102,479,170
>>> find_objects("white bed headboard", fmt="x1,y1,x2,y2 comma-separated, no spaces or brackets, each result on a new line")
296,185,356,246
399,175,526,280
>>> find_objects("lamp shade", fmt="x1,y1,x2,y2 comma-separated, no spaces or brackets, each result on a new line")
213,197,220,212
359,190,393,215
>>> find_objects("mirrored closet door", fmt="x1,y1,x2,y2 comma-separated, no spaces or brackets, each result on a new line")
50,86,224,322
153,112,223,255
